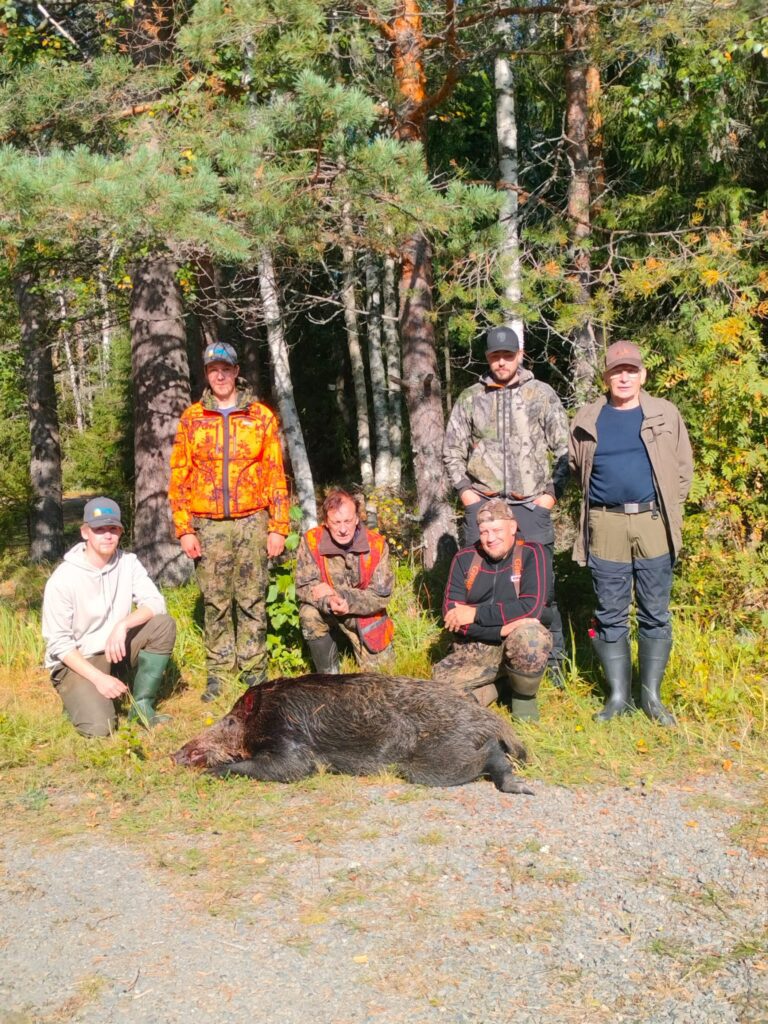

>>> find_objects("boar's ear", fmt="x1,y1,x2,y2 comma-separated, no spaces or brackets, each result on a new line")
230,684,262,718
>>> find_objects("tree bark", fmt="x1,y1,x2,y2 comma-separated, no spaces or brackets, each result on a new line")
365,257,393,490
564,0,599,402
57,291,85,433
130,257,193,584
257,249,317,528
382,254,402,491
399,233,456,566
389,0,457,564
341,227,374,490
495,32,524,344
13,270,64,562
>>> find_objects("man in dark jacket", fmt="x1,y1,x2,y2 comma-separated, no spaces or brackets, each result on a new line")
432,499,553,720
443,325,569,675
569,341,693,725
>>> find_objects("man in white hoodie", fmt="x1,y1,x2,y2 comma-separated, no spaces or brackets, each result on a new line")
42,497,176,737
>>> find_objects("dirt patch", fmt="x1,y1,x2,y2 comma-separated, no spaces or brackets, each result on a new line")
1,773,766,1024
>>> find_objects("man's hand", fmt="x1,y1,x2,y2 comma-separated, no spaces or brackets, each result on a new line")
91,668,128,700
311,582,335,602
267,532,286,558
105,620,129,664
180,533,202,559
460,489,484,508
328,594,350,616
532,494,556,510
444,603,476,631
500,616,541,638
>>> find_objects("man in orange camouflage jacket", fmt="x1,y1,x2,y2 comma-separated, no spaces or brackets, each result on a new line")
169,342,290,701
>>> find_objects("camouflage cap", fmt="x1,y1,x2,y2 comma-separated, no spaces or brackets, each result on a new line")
204,341,239,367
605,340,644,371
476,498,516,524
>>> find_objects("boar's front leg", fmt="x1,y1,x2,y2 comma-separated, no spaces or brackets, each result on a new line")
207,739,317,782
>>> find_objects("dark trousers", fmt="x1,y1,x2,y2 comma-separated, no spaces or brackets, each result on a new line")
463,499,565,665
587,507,674,643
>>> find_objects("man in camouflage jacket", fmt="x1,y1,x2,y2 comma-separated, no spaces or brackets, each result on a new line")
443,325,569,672
169,342,289,702
295,489,394,673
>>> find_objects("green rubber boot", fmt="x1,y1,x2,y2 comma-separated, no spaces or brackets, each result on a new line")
592,636,635,722
638,635,676,726
306,634,340,675
128,651,171,727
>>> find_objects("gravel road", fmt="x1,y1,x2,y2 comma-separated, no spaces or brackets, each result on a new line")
1,774,766,1024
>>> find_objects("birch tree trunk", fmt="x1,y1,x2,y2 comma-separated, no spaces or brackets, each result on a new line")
382,254,402,491
14,270,64,562
365,257,393,490
130,257,193,585
97,270,112,384
257,248,317,528
341,227,374,490
564,0,599,401
495,31,524,344
57,291,85,433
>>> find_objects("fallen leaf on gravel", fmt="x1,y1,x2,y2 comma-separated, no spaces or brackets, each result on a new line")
353,955,368,964
686,820,699,828
722,759,734,771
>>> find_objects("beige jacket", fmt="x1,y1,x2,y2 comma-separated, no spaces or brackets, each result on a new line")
569,391,694,566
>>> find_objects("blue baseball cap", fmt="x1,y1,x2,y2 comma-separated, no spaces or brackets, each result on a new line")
203,342,239,367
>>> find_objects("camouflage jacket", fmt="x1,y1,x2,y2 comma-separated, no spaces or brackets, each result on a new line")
295,525,394,617
169,382,290,538
443,368,569,502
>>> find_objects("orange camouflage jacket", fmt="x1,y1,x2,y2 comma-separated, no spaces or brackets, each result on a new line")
169,385,290,538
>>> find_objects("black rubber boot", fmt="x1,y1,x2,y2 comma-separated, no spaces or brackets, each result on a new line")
306,634,340,675
638,635,676,726
591,636,635,722
128,651,171,727
201,675,222,703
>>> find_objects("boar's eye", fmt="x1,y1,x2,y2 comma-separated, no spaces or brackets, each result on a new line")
223,715,238,728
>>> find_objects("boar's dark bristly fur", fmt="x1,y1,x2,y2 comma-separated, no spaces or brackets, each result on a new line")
173,673,531,795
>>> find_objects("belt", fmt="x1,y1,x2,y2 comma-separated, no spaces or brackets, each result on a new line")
590,501,657,514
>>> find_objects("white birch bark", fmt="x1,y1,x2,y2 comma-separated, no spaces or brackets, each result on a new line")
57,291,85,433
341,211,374,491
257,248,317,528
365,257,392,490
97,270,112,384
495,32,524,346
382,254,402,490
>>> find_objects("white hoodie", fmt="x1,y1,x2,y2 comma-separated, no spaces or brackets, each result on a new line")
42,543,166,670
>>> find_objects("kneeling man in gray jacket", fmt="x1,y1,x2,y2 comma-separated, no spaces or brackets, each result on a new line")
42,497,176,737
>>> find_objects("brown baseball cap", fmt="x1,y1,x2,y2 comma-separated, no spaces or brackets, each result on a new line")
476,498,516,524
605,340,644,371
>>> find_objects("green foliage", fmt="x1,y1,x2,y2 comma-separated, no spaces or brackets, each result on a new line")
265,507,307,675
63,333,134,502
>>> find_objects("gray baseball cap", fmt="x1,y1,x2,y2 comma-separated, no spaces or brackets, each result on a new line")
486,326,521,354
83,497,122,529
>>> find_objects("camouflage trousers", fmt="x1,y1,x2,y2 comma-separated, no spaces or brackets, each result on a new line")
299,603,394,671
431,632,548,708
194,511,269,680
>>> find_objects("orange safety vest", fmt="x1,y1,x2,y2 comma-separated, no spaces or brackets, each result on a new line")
304,526,395,653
